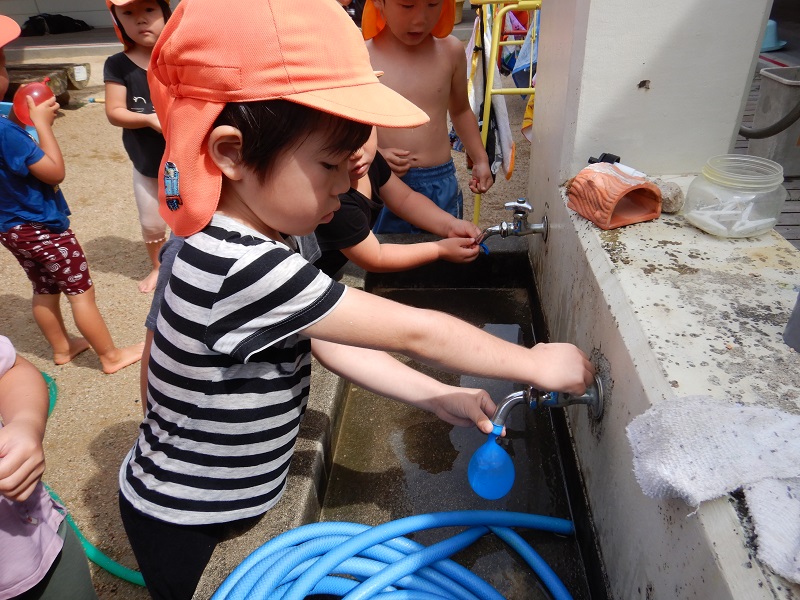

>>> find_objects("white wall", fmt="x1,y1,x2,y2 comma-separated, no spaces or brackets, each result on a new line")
1,0,109,27
530,0,770,180
0,0,182,28
525,0,797,598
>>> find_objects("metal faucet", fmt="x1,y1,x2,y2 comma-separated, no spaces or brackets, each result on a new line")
491,375,604,426
478,199,549,244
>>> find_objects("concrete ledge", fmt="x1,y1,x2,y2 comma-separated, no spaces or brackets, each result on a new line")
529,179,800,599
3,27,121,64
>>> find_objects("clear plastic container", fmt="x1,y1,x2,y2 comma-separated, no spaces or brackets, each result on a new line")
683,154,787,238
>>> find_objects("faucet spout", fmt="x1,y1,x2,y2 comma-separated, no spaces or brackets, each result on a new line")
490,375,604,427
488,389,532,426
477,199,549,245
478,223,508,243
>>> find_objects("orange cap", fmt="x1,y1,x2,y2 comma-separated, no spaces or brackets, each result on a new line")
0,15,21,47
149,0,429,237
361,0,455,41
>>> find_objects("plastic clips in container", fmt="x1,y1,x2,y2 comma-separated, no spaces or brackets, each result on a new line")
683,154,787,238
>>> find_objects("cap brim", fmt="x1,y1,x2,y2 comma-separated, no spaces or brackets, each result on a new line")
287,80,428,129
158,99,225,237
0,16,21,47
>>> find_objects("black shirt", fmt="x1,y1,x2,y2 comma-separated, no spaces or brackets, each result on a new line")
313,152,392,276
103,53,166,178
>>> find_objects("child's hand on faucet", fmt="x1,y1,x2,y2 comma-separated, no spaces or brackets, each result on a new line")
445,218,482,240
434,237,480,263
418,386,498,434
528,343,595,396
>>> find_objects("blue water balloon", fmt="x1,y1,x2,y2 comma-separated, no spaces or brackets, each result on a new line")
468,424,515,500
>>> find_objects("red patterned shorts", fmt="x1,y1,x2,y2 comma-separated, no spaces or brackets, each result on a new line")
0,223,93,295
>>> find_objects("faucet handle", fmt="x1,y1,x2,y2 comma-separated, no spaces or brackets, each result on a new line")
504,199,532,214
536,375,604,420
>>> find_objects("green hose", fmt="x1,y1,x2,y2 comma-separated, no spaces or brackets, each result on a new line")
40,372,146,587
41,371,57,417
45,485,146,587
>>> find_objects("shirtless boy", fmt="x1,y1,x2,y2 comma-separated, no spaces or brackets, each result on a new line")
363,0,493,233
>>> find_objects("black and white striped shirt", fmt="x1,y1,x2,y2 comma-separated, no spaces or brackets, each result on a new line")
119,215,345,525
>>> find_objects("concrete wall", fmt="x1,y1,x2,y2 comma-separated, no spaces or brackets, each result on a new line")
0,0,182,28
525,0,800,597
528,0,770,181
1,0,111,27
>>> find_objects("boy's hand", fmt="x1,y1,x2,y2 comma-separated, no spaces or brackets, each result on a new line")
469,161,494,194
445,219,482,240
421,386,497,434
528,343,595,396
435,237,480,263
147,112,163,134
382,147,412,177
27,95,59,130
0,420,46,502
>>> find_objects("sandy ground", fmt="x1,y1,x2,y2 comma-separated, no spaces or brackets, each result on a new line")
0,59,530,598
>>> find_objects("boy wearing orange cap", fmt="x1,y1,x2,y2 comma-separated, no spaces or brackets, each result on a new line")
118,0,593,596
363,0,493,233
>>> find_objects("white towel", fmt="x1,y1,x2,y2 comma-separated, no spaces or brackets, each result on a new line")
626,396,800,583
465,14,515,179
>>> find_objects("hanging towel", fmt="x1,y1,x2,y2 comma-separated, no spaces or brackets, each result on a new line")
465,12,515,179
626,396,800,584
511,12,538,92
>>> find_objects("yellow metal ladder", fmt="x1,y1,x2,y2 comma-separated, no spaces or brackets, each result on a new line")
469,0,540,224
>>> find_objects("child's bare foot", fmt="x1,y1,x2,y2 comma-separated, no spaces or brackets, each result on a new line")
100,342,145,374
138,269,160,293
53,337,91,365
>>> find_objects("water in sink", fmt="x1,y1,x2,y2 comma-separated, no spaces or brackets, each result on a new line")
319,285,608,599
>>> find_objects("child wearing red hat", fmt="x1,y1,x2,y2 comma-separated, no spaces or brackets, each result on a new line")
0,15,143,374
103,0,172,293
362,0,494,233
119,1,594,597
0,24,101,590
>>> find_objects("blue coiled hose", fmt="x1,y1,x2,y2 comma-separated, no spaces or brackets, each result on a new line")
213,511,575,600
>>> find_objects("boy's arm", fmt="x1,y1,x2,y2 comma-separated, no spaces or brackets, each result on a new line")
26,96,65,185
104,82,162,134
311,339,496,432
0,354,48,502
342,231,478,272
446,38,493,194
380,171,482,239
303,288,594,396
140,328,154,417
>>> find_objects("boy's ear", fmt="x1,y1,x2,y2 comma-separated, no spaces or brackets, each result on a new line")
208,125,245,180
